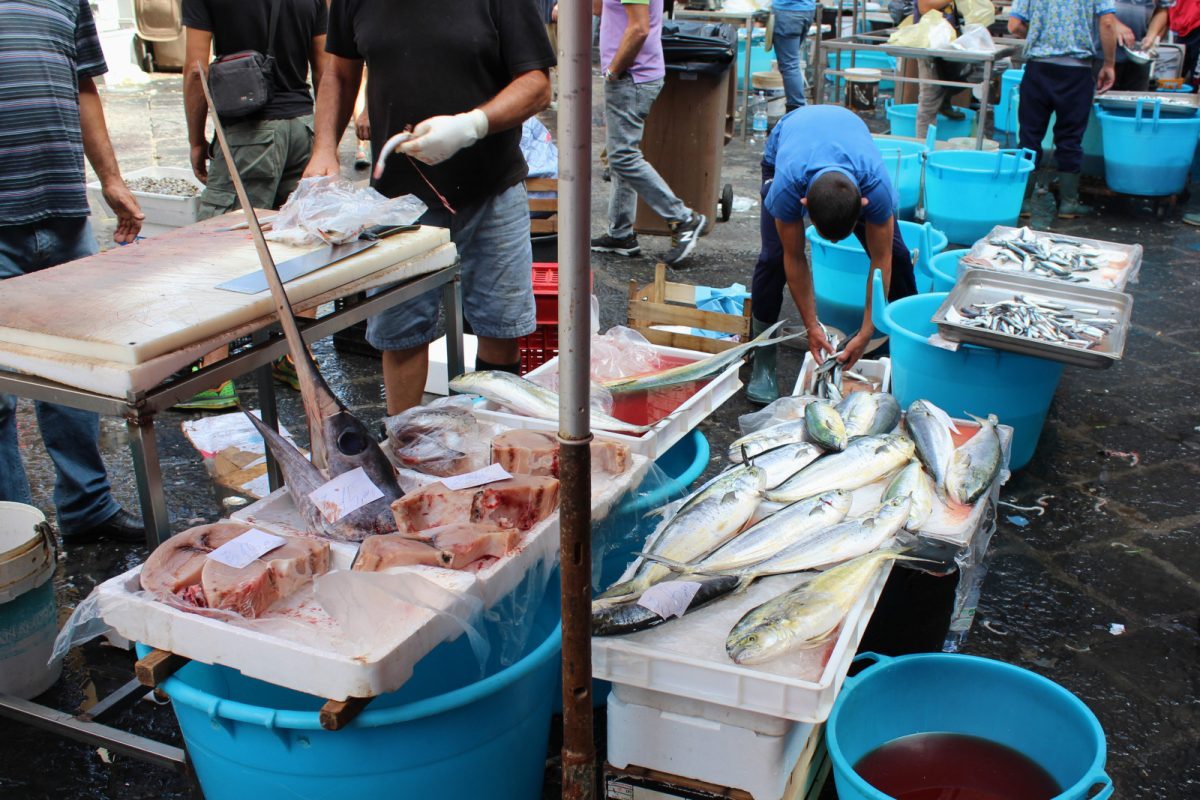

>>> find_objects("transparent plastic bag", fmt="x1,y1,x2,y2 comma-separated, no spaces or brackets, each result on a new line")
384,396,502,477
267,176,427,246
738,395,819,435
950,23,995,52
590,326,664,381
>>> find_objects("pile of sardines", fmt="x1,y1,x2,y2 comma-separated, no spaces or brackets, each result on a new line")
947,295,1115,349
962,226,1127,284
592,393,1004,667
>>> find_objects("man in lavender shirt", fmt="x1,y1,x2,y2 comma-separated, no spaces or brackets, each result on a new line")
590,0,705,267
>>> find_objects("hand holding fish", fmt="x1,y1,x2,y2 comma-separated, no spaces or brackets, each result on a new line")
807,323,835,365
398,109,489,166
837,330,871,370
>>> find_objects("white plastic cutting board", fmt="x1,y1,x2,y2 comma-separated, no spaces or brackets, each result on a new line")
0,214,451,365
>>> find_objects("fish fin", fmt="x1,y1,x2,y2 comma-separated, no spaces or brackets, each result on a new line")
633,552,693,573
733,576,756,595
596,577,645,601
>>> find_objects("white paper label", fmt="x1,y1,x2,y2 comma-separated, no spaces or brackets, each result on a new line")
308,467,385,522
207,529,286,569
927,333,961,352
439,463,512,491
636,581,704,620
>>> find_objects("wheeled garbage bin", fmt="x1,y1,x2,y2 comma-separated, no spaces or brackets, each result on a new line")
633,21,737,237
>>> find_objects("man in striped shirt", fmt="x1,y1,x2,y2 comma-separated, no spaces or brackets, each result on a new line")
0,0,148,544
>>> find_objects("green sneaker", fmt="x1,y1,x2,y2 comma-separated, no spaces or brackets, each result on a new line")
272,354,301,391
173,380,239,411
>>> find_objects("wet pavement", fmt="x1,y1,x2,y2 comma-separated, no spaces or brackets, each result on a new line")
0,73,1197,798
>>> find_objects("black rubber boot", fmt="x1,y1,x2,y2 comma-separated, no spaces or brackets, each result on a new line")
745,318,780,405
1057,172,1094,218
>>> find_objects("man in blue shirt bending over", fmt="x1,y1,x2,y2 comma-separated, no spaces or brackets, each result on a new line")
746,106,917,404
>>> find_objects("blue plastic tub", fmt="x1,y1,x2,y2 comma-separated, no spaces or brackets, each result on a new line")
871,276,1062,470
1096,101,1200,196
924,148,1036,245
144,581,563,800
872,136,928,220
886,101,975,141
736,28,773,90
925,248,966,293
808,221,948,336
995,68,1023,133
828,652,1113,800
827,50,897,91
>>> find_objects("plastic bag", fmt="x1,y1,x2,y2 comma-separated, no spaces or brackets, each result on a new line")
950,23,995,53
267,176,427,246
955,0,995,28
693,284,750,340
384,396,503,478
888,12,957,48
738,395,819,435
590,326,664,382
520,117,558,180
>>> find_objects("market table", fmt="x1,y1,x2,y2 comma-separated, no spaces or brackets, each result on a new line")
0,214,464,547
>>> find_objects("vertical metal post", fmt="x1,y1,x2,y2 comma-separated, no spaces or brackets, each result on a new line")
814,4,826,105
975,57,995,150
251,328,282,491
558,0,595,798
124,411,170,547
442,275,465,381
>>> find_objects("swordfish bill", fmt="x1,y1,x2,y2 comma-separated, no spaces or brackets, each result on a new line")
198,71,403,513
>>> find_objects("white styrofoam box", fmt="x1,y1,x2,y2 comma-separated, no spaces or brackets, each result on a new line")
592,565,891,723
613,683,791,736
98,452,650,701
424,333,478,396
607,691,816,800
472,343,744,460
87,166,204,233
792,354,892,396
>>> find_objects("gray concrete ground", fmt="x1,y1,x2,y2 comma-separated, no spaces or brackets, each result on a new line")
0,73,1197,798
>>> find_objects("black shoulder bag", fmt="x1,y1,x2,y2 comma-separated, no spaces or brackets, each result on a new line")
207,0,281,118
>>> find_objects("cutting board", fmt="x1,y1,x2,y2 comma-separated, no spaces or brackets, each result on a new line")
0,214,452,365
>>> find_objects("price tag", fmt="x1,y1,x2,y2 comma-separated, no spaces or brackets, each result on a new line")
927,333,961,352
308,467,385,522
207,529,286,569
439,463,512,491
636,581,703,620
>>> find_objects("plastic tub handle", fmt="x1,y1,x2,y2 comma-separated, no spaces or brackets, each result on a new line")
1085,771,1114,799
843,651,893,688
871,271,891,336
925,125,937,150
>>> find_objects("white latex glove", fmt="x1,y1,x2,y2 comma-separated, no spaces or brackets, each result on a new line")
398,109,489,166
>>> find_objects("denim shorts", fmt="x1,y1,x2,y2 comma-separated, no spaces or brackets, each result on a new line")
366,182,537,350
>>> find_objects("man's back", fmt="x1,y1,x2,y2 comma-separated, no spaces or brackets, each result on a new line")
1010,0,1114,60
182,0,327,120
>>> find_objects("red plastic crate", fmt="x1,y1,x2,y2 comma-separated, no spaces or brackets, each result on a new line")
531,262,593,325
519,323,559,375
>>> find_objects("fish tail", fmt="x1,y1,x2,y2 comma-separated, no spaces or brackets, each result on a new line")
596,577,646,601
733,576,756,594
633,552,694,573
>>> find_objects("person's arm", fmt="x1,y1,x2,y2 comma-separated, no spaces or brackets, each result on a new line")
605,2,650,78
398,68,550,165
1097,12,1117,92
354,68,370,141
843,218,895,367
916,0,952,15
593,0,603,16
303,53,363,178
1113,18,1136,47
776,218,835,363
183,26,213,183
309,34,327,99
1143,6,1169,49
1007,15,1028,36
78,76,144,243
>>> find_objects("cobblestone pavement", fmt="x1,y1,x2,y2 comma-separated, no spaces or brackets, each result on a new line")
0,73,1195,798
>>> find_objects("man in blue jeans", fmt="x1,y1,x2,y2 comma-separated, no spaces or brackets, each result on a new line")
772,0,815,111
0,0,147,543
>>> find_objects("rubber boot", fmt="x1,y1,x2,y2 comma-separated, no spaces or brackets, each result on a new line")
745,318,780,406
1020,168,1050,217
1056,172,1093,218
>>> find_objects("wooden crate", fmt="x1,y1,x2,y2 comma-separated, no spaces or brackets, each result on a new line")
627,262,751,355
527,177,558,234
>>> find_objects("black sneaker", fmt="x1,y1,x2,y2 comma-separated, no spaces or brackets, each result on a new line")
590,233,641,256
664,213,705,266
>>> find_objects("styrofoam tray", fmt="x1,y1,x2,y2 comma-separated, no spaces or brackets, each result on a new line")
592,564,892,724
87,166,203,232
472,343,743,460
792,354,892,396
97,453,649,701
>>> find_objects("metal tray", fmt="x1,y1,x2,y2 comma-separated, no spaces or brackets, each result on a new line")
1096,91,1200,115
963,225,1143,291
932,269,1133,369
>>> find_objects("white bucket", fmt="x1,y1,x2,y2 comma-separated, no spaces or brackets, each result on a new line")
946,136,1001,151
0,502,62,699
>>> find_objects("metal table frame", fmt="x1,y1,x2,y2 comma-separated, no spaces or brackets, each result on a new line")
0,262,464,548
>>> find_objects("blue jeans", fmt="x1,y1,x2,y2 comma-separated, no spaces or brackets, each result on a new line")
773,10,813,111
366,183,537,350
0,218,120,536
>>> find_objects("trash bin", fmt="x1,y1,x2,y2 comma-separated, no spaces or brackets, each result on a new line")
633,21,737,237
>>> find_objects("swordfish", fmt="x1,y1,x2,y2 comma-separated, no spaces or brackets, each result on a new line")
198,73,403,539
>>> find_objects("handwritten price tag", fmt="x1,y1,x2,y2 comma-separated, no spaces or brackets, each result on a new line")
636,581,703,620
439,463,512,491
208,529,286,569
308,467,385,523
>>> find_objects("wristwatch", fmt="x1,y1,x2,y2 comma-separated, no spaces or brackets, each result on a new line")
604,68,619,82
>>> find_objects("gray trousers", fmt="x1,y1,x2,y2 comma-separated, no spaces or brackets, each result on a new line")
916,59,954,139
603,76,691,237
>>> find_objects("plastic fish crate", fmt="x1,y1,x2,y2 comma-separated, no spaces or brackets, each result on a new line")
519,323,559,374
530,262,594,325
474,342,744,460
792,355,892,396
86,166,204,237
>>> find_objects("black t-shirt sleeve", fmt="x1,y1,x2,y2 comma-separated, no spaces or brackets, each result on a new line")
497,0,557,74
180,0,213,32
325,0,361,58
312,0,328,37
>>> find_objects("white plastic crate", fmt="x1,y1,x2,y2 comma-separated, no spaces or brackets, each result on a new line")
472,343,743,460
607,690,816,800
793,354,892,396
87,166,204,237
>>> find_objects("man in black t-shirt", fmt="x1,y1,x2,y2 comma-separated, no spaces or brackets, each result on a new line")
304,0,556,415
183,0,328,218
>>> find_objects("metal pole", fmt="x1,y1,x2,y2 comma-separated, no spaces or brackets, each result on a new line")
558,0,595,798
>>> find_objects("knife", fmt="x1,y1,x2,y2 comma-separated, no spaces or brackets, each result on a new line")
215,238,379,294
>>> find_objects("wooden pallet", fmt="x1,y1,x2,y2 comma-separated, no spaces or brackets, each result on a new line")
527,177,558,235
627,263,752,355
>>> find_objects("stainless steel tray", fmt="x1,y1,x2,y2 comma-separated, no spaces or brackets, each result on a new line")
963,225,1143,291
932,269,1133,369
1096,91,1200,115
